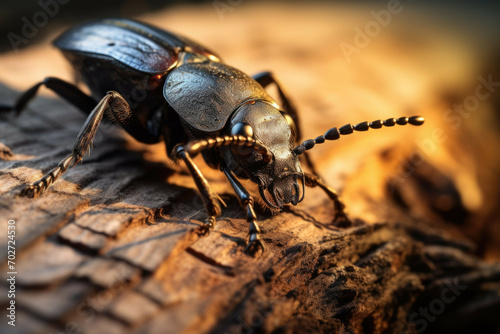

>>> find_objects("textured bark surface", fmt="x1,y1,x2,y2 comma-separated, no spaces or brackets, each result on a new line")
1,3,500,334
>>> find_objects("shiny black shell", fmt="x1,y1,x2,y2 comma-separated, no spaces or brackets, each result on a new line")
55,18,220,75
164,61,272,132
53,18,274,135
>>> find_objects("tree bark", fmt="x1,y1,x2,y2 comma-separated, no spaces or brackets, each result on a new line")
1,80,500,334
1,4,500,333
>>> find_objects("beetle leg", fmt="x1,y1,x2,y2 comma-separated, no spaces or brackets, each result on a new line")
3,78,160,144
175,146,224,234
253,71,299,133
20,91,113,197
21,91,157,197
21,154,77,198
304,173,349,222
222,167,265,255
2,77,97,117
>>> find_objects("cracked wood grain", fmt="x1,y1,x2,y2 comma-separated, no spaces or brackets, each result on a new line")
0,85,499,334
1,4,500,334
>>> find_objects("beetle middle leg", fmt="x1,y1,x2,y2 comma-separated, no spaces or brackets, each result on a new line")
223,167,264,255
304,173,348,222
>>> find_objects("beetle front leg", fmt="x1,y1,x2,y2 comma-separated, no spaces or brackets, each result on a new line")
304,173,349,222
175,147,224,233
223,167,265,255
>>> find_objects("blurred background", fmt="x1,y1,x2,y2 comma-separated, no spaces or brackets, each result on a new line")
1,0,500,260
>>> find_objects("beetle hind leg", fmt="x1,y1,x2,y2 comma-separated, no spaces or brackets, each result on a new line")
1,77,97,118
21,91,158,197
304,173,349,222
21,155,76,197
20,92,112,197
0,104,13,113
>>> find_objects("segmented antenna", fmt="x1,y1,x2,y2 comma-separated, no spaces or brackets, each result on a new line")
293,116,424,155
178,135,273,163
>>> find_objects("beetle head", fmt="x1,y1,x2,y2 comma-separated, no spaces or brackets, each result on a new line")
195,97,424,211
223,100,304,210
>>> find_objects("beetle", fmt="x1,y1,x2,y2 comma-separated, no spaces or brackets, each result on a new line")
0,18,424,254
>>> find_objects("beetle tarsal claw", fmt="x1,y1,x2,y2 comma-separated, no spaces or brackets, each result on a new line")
198,217,215,236
198,225,211,236
20,185,38,198
244,233,265,256
20,178,49,198
333,201,349,223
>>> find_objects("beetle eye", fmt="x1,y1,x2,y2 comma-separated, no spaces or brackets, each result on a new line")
230,122,253,138
283,113,297,139
230,123,254,156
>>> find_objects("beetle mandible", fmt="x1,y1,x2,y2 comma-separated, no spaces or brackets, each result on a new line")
0,19,424,254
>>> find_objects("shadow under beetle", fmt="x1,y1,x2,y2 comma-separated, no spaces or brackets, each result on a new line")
0,19,424,254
